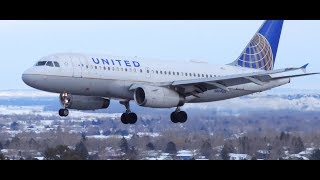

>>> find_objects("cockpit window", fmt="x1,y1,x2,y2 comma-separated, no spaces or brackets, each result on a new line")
54,61,60,67
35,61,47,66
46,61,54,67
35,61,60,67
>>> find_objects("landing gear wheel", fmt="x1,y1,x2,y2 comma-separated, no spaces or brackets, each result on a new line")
119,101,138,125
170,111,188,123
178,111,187,123
121,113,130,124
121,113,138,124
128,113,138,124
59,109,69,117
170,112,179,123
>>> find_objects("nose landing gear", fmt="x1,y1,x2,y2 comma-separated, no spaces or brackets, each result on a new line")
58,108,69,117
59,92,71,117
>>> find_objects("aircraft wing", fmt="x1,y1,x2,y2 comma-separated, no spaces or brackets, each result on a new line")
128,64,318,98
171,64,310,86
164,64,319,97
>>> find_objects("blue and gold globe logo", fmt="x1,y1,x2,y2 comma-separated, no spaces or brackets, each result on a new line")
238,33,274,71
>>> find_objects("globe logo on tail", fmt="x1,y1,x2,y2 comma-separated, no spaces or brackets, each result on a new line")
237,33,274,71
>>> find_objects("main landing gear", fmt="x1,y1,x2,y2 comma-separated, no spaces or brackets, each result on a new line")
59,92,70,117
170,107,188,124
120,101,138,124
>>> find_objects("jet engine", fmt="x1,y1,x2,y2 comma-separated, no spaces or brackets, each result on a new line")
134,86,185,108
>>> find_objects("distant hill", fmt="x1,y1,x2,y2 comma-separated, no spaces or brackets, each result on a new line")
0,88,319,116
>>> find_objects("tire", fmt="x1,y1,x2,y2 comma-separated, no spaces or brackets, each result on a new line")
121,113,129,124
58,109,63,117
63,109,69,117
170,112,179,123
178,111,188,123
128,113,138,124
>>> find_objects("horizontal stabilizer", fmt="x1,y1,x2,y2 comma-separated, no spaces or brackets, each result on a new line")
300,63,309,73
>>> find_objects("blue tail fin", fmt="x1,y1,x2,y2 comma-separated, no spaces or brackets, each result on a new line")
230,20,284,71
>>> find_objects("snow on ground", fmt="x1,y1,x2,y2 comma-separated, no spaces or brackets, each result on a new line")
1,89,320,119
229,153,252,160
299,148,315,156
184,95,320,111
0,105,122,119
87,134,133,140
137,132,160,137
0,90,57,98
1,149,9,153
34,157,45,160
257,150,270,155
177,150,194,157
0,105,45,115
86,132,160,139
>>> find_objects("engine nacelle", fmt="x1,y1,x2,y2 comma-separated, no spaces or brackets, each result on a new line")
60,94,110,110
134,86,185,108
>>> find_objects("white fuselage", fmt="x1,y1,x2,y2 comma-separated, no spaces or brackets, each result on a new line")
22,53,290,104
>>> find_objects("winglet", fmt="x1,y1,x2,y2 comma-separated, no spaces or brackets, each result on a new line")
301,63,309,73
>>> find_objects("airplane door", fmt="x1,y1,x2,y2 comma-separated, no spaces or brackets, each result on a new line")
145,67,151,78
71,56,82,78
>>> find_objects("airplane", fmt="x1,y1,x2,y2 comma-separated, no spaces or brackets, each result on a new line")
22,20,319,125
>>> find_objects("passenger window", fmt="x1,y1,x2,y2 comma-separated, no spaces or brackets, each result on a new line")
173,72,175,75
104,67,106,70
210,75,212,78
176,72,178,75
160,71,163,74
206,75,208,78
202,74,204,77
156,70,158,74
168,71,171,75
140,69,143,73
198,74,200,77
95,66,97,69
46,61,54,67
125,68,128,72
86,65,89,69
147,70,149,73
54,62,60,67
164,71,167,75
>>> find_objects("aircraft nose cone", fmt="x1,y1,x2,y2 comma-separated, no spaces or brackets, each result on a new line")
22,72,31,86
22,69,37,87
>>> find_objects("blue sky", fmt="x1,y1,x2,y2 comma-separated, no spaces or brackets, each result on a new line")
0,20,319,90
